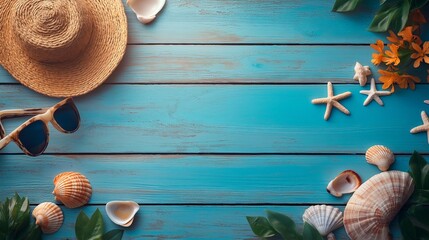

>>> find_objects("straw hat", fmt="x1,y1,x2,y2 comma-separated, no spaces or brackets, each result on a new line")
0,0,127,97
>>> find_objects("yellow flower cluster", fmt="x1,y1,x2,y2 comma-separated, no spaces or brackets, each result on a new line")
370,24,429,92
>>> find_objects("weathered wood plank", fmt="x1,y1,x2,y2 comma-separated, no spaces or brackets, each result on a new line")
0,154,412,204
39,205,402,239
123,0,386,44
0,85,427,154
0,45,386,84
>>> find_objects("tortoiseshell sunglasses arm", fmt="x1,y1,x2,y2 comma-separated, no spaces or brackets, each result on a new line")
0,108,49,139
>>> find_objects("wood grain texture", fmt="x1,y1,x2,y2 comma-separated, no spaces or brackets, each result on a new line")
0,84,428,154
0,45,394,84
123,0,386,44
39,205,403,240
0,154,412,204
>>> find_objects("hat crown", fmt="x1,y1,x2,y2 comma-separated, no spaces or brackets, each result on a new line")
12,0,93,63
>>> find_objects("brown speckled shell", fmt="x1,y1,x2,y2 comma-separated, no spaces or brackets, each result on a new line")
32,202,63,234
52,171,92,208
344,171,414,240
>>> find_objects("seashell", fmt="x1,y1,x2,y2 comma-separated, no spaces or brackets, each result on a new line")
302,205,343,237
52,172,92,208
326,170,361,197
32,202,64,234
365,145,395,171
327,233,336,240
353,62,371,86
127,0,166,24
344,171,414,240
106,201,140,227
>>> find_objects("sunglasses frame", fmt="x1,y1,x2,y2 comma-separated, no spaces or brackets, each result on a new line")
0,98,80,156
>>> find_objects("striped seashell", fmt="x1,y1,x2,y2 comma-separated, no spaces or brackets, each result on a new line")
32,202,63,234
365,145,395,171
344,171,414,240
52,171,92,208
302,205,343,237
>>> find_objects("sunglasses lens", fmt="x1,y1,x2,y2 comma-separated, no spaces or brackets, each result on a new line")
18,120,48,156
54,102,80,132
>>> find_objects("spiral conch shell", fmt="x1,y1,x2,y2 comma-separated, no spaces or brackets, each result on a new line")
365,145,395,171
302,205,343,238
32,202,64,234
52,172,92,208
344,171,414,240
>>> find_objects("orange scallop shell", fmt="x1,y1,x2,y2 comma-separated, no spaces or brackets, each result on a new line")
32,202,63,234
52,171,92,208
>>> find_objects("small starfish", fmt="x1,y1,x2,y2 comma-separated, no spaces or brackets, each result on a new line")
312,82,352,120
353,62,371,86
410,111,429,144
359,78,391,106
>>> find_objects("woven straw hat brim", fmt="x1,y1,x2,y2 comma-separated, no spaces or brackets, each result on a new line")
0,0,127,97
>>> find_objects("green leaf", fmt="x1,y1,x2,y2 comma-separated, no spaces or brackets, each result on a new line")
246,216,277,238
87,209,104,240
332,0,362,12
76,211,91,240
409,189,429,204
302,222,323,240
411,0,429,9
409,151,427,189
266,210,303,240
103,229,124,240
368,0,411,32
422,164,429,189
400,215,418,240
408,205,429,232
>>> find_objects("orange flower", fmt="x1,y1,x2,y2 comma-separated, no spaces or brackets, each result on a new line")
398,26,414,42
379,69,399,92
411,41,429,68
397,74,420,90
383,44,400,66
387,31,403,46
370,40,384,65
411,9,427,24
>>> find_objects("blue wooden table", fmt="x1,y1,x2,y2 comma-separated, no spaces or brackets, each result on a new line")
1,1,428,239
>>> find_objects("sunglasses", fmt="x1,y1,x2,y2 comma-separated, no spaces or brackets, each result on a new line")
0,98,80,156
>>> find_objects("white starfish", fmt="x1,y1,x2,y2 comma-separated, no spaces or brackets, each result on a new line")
353,62,372,86
359,78,391,106
312,82,352,120
410,111,429,144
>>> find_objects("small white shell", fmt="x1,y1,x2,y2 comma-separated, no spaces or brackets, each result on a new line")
353,62,371,86
326,170,362,197
127,0,166,24
32,202,64,234
302,205,343,237
106,201,140,227
365,145,395,171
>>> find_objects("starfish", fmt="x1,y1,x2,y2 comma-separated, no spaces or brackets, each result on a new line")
353,62,372,86
359,78,391,106
410,111,429,144
312,82,352,120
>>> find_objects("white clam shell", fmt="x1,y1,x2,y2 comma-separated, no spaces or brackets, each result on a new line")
344,171,414,240
326,170,362,197
365,145,395,171
302,205,343,237
106,201,140,227
127,0,166,24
